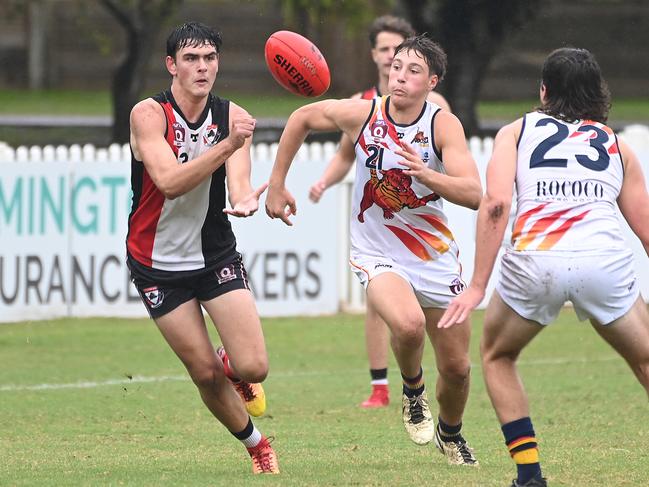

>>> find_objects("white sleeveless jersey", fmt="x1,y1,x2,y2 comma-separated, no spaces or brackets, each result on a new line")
351,96,458,265
512,111,625,252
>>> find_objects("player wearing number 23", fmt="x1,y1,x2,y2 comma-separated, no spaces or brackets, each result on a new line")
438,48,649,487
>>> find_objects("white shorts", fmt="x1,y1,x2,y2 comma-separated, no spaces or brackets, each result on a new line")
496,248,640,325
350,252,466,308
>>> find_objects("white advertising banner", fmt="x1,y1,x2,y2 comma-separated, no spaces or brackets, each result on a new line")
1,127,648,323
0,146,340,322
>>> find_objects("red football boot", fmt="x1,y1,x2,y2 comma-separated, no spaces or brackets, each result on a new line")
360,384,390,408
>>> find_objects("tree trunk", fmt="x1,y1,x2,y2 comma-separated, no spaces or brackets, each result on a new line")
28,0,50,90
436,1,500,135
399,0,539,135
101,0,182,144
110,25,157,143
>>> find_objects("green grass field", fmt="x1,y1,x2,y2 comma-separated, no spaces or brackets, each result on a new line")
1,311,647,486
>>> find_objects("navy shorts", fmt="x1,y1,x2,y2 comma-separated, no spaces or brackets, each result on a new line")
127,252,251,319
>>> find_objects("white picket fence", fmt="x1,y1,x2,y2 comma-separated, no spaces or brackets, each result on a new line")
1,124,648,319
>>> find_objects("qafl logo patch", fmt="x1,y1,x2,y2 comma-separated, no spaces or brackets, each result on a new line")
172,122,185,147
449,278,466,296
143,286,164,308
370,120,388,142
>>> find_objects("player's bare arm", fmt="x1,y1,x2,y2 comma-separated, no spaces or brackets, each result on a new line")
266,98,371,225
130,98,253,199
224,102,268,217
309,91,364,202
438,120,519,329
395,111,481,209
617,138,649,256
427,90,451,112
309,133,355,202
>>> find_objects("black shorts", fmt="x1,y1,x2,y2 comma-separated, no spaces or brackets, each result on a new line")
127,252,251,319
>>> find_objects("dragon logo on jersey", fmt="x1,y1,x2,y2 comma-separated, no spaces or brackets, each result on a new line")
143,286,164,308
203,124,222,146
357,168,440,222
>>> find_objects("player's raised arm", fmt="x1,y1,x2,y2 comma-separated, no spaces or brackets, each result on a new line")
130,98,250,200
309,133,356,202
266,98,370,225
224,102,268,217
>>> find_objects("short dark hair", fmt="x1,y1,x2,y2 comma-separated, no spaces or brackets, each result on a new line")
368,15,416,48
394,35,447,82
538,47,611,123
166,21,222,58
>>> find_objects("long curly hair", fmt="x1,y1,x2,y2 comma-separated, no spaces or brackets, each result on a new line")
537,47,611,123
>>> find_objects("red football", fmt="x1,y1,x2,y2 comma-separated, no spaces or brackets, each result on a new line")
264,30,330,97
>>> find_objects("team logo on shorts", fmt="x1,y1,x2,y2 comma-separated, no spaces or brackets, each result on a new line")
449,278,466,295
216,265,237,285
143,286,164,308
203,124,222,146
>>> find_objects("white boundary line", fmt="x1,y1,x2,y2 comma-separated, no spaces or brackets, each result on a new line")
0,375,188,392
0,355,622,393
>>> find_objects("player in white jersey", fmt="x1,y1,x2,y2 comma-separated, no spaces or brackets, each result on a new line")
128,22,278,474
439,47,649,487
307,16,451,410
267,36,482,466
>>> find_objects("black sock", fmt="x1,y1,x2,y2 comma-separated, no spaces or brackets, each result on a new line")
401,368,424,398
231,417,254,440
438,416,463,441
370,368,388,381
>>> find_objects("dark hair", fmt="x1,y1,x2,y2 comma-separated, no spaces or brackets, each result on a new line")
394,35,447,82
166,21,222,58
538,47,611,123
368,15,416,48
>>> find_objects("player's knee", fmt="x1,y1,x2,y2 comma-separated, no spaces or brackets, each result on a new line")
438,359,471,386
480,338,519,365
392,315,426,347
189,360,228,390
233,355,269,383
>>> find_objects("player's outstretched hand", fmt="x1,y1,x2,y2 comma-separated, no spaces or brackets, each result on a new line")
309,179,327,203
395,142,431,182
223,182,269,218
266,185,297,226
438,285,485,328
228,115,256,151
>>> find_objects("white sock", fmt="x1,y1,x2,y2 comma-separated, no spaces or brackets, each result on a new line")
241,426,263,448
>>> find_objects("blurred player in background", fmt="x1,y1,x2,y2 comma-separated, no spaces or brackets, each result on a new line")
309,15,451,409
439,47,649,487
126,21,278,474
268,36,481,466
